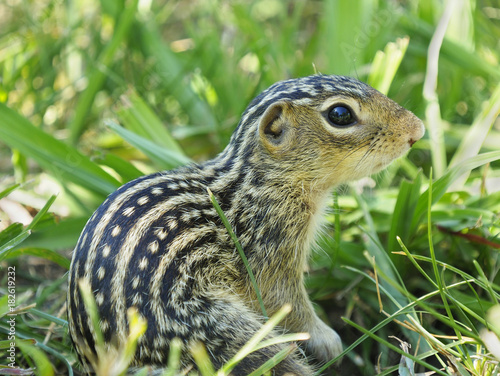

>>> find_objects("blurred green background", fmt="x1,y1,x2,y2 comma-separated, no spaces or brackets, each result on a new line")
1,0,500,375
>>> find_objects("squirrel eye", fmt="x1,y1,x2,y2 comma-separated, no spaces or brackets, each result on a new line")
327,105,355,126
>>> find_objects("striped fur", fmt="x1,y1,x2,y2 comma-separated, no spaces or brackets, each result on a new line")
67,74,425,375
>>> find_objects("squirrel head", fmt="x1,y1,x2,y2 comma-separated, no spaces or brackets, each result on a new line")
230,75,424,191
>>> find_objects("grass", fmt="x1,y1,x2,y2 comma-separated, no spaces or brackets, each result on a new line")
1,0,500,375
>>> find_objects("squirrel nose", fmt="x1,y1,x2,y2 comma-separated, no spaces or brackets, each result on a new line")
408,119,425,147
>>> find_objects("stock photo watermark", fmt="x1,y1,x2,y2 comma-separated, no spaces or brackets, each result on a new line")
6,265,17,367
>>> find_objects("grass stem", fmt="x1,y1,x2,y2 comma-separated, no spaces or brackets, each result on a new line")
208,188,267,319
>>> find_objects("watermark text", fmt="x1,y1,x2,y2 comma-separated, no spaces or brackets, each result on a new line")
7,266,16,367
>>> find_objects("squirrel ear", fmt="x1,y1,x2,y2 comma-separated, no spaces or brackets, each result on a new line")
259,102,288,147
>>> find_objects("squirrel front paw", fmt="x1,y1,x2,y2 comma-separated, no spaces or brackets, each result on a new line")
305,320,342,364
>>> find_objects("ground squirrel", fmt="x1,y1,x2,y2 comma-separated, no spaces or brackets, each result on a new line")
67,74,425,375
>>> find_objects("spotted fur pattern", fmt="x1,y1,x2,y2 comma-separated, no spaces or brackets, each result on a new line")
67,74,425,375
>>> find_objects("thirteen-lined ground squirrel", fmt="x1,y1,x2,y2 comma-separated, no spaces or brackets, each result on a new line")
67,74,425,375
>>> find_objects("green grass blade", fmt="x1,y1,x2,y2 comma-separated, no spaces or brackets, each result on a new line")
427,171,463,349
396,237,437,289
0,223,23,246
106,120,191,169
315,289,426,375
3,248,70,269
359,258,484,341
393,253,500,302
26,195,57,232
321,0,376,75
348,265,483,357
16,340,55,376
29,308,68,328
246,344,296,376
34,341,74,376
254,333,309,353
396,238,490,335
161,338,182,376
68,0,139,143
208,188,267,319
422,1,454,178
122,308,148,369
410,151,500,234
344,318,448,376
354,190,431,353
95,153,144,183
0,183,20,200
400,14,500,80
78,279,105,350
368,37,409,95
18,217,87,251
117,90,186,155
387,172,422,253
449,81,500,188
0,103,120,196
473,260,499,306
0,230,31,261
353,190,409,308
351,250,485,343
221,305,292,374
98,0,124,18
139,22,217,130
322,263,475,370
190,342,216,376
0,339,35,349
330,190,341,271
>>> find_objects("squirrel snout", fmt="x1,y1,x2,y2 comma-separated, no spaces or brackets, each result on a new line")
408,119,425,147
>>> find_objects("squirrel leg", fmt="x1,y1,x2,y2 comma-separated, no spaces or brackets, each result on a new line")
180,295,315,376
261,280,343,365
